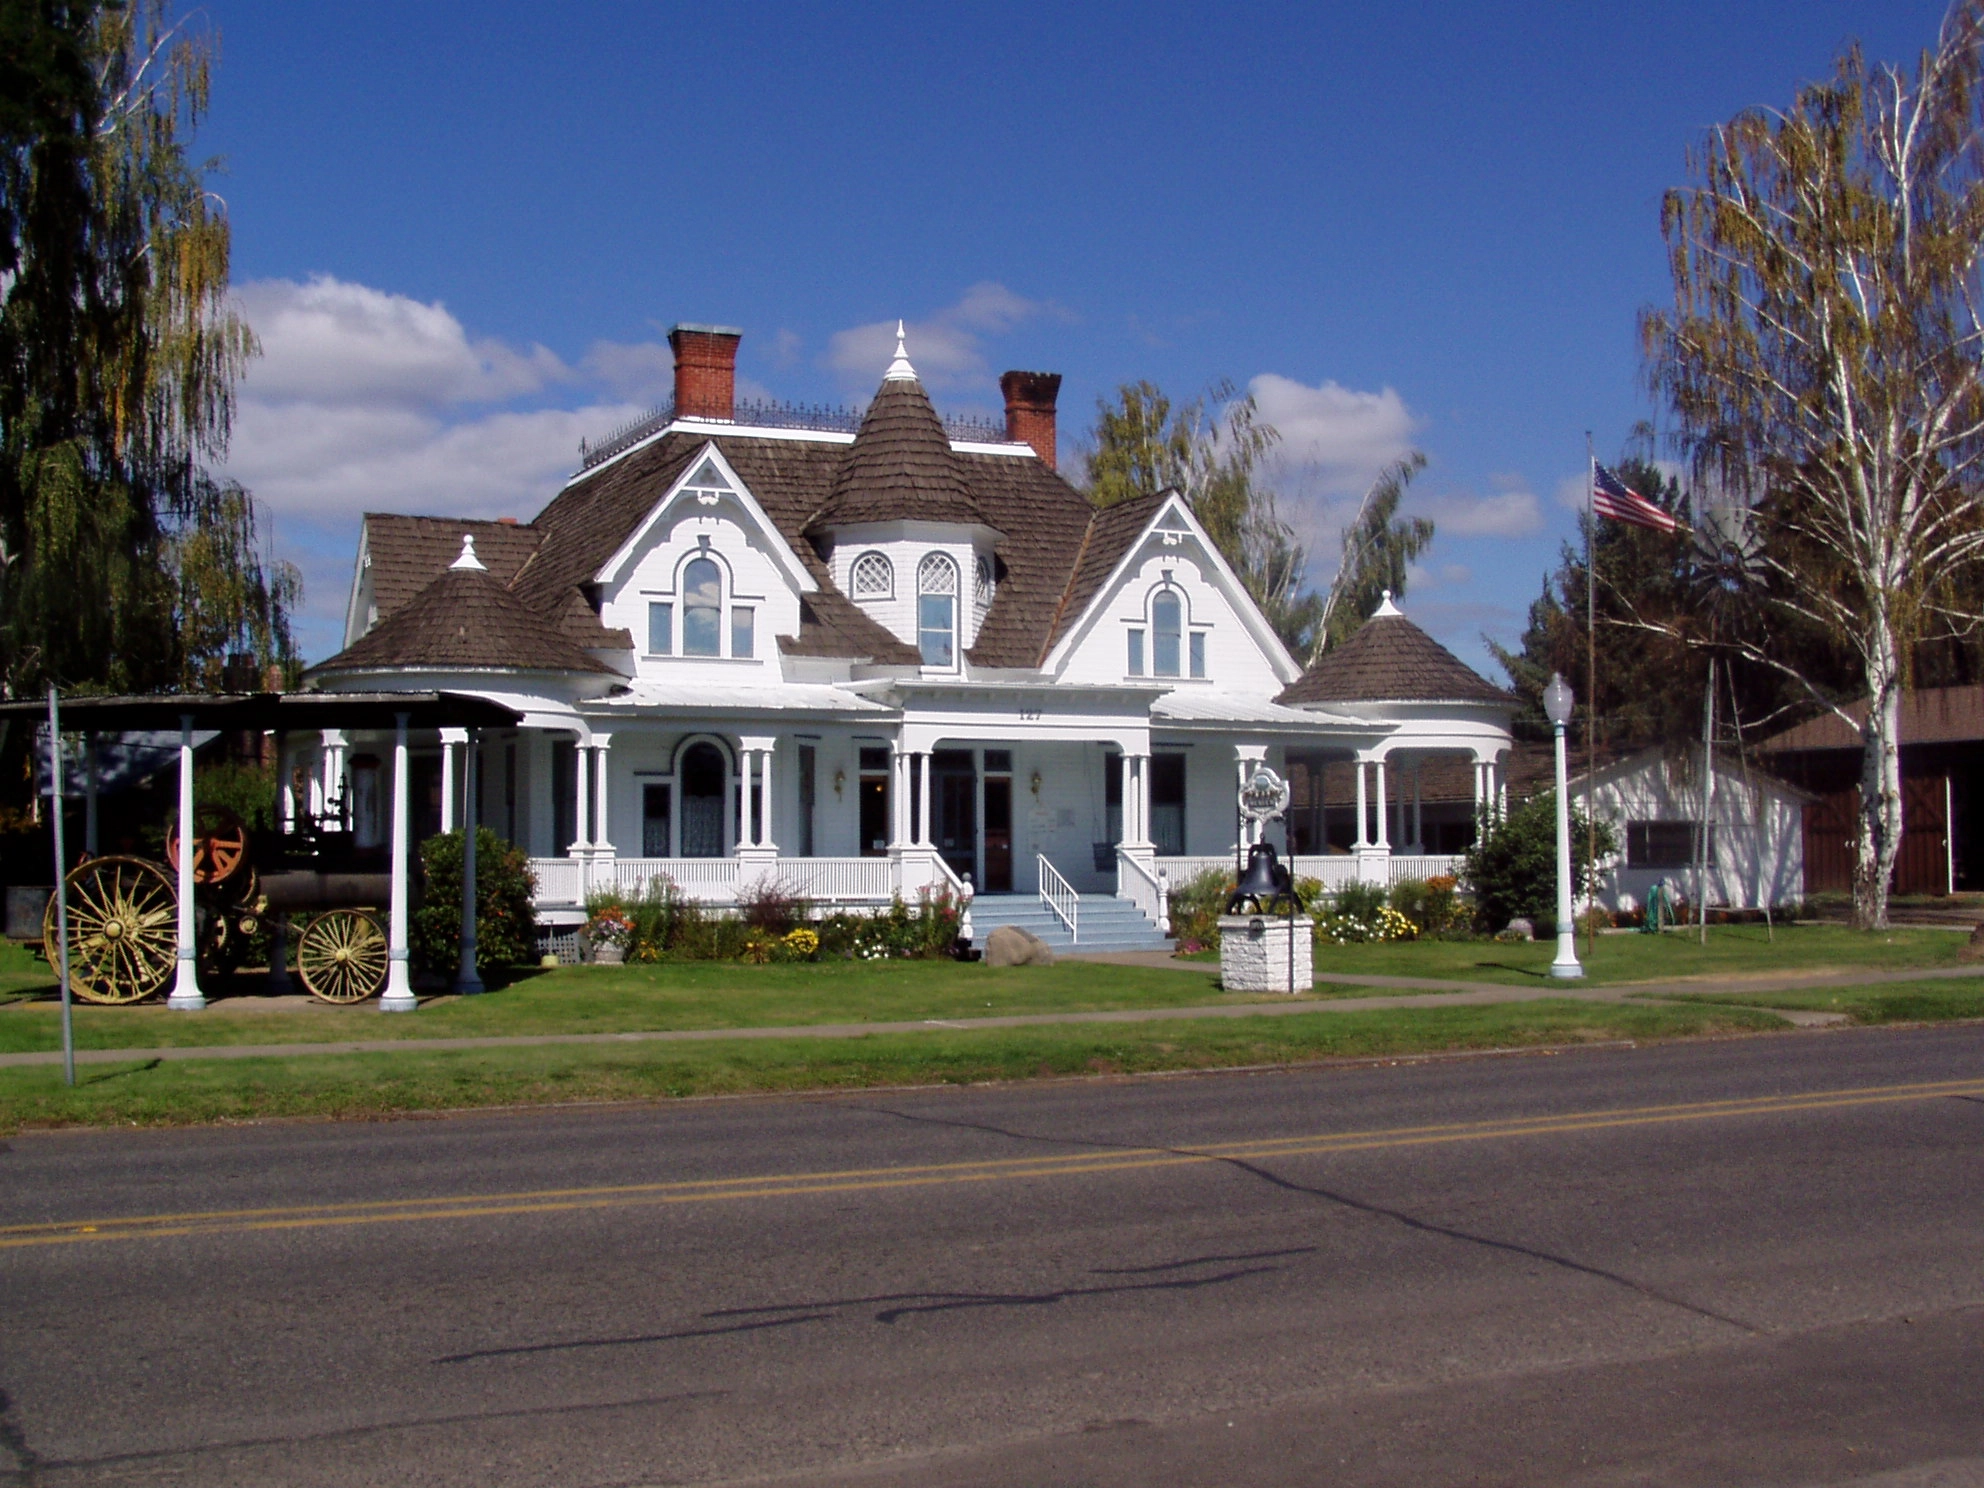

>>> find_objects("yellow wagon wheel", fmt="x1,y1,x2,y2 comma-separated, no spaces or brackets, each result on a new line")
46,856,179,1005
296,909,388,1004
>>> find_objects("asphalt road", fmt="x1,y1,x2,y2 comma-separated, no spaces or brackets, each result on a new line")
2,1026,1982,1487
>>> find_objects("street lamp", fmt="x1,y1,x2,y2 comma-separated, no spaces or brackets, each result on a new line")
1542,673,1583,980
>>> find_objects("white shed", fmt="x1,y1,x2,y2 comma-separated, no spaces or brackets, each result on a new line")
1573,746,1810,913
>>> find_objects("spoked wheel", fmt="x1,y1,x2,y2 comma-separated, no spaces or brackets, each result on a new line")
166,804,250,887
47,857,179,1005
296,910,388,1004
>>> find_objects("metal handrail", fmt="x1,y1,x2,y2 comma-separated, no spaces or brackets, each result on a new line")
1116,850,1170,934
1037,854,1078,941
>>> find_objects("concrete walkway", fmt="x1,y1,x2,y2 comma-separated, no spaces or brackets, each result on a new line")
1,963,1977,1069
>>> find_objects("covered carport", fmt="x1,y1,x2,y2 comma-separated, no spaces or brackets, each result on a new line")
4,690,520,1011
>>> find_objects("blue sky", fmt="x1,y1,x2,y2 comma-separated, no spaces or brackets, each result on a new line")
202,0,1952,671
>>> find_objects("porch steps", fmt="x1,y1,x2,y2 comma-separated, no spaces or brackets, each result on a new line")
968,894,1172,954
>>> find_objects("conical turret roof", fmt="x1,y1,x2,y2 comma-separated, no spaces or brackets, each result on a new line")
1278,596,1510,706
808,341,980,530
312,548,615,676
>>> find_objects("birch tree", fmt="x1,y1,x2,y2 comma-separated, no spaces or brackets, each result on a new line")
1643,2,1984,928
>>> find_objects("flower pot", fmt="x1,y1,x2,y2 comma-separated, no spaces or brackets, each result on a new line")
592,943,625,966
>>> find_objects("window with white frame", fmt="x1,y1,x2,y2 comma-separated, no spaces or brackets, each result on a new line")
851,550,893,599
681,555,723,656
1189,630,1206,677
917,552,958,667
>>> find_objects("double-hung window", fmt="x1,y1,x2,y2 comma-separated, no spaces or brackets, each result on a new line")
1153,591,1183,677
917,553,958,667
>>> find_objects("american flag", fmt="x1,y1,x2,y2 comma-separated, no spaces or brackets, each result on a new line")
1592,464,1681,533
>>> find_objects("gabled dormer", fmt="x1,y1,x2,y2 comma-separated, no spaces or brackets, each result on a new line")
1044,490,1301,693
591,443,816,682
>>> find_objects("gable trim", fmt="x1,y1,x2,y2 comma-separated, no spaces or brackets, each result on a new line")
592,441,818,597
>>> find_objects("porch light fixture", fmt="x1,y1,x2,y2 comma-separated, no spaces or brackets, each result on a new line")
833,768,845,798
1030,770,1042,797
1542,673,1583,979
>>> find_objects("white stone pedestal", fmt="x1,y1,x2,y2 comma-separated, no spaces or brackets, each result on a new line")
1219,913,1312,995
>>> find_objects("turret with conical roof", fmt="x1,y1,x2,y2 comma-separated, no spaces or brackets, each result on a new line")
807,325,983,531
1279,592,1510,707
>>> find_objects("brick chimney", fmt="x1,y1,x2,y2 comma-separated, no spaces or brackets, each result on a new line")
669,324,743,420
1000,370,1061,470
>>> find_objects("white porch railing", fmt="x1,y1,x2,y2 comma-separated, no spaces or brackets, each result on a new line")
1038,854,1078,941
779,857,897,904
530,856,585,905
1117,851,1171,934
529,856,900,909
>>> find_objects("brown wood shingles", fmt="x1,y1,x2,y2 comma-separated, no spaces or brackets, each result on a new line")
1279,613,1510,706
807,379,981,530
322,563,615,675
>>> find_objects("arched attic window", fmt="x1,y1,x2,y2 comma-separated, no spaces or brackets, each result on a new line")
917,552,958,667
851,550,893,599
1152,590,1183,676
682,555,723,656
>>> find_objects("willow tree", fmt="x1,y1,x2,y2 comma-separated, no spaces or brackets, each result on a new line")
1643,2,1984,929
0,1,292,699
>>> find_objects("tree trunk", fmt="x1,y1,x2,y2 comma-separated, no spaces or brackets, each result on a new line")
1852,634,1905,930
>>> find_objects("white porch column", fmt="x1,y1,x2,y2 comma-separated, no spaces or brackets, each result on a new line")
917,751,933,847
1412,765,1424,853
890,748,909,850
1234,745,1268,848
1473,759,1486,821
439,727,461,834
381,713,417,1012
323,730,347,827
1496,755,1508,820
592,734,613,857
739,748,756,847
1353,759,1370,849
166,713,204,1010
738,735,777,864
570,739,591,854
1374,759,1390,851
456,729,484,995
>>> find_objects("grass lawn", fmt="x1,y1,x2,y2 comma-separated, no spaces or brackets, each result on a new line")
0,999,1790,1132
1214,923,1969,986
1667,978,1984,1025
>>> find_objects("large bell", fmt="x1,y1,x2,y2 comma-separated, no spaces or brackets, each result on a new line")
1226,843,1303,915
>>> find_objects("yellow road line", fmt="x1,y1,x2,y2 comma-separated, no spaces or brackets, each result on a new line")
6,1075,1981,1250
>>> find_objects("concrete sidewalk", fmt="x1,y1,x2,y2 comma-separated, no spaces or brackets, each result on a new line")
1,963,1976,1069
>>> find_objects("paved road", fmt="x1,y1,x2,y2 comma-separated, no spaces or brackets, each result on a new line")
2,1025,1982,1486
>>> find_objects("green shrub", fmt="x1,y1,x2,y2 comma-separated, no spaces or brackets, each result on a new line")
1462,793,1616,933
1390,874,1472,939
1333,880,1389,921
1166,867,1234,952
410,828,537,975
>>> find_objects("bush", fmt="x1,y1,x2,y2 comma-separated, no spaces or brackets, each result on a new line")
1391,874,1472,939
1462,793,1617,933
410,828,537,975
1166,867,1234,952
1333,880,1389,922
738,877,811,935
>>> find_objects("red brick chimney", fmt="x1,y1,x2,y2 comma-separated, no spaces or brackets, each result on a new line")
669,324,743,420
1000,370,1061,470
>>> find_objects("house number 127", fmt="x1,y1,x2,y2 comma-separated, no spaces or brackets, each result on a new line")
1017,708,1042,721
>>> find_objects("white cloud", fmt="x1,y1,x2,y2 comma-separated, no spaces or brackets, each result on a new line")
825,282,1061,390
580,338,677,403
234,275,568,408
1416,485,1544,538
1248,373,1420,501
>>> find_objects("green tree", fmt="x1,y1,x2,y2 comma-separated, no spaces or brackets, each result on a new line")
1313,453,1434,657
1643,3,1984,928
1463,792,1616,933
0,0,295,702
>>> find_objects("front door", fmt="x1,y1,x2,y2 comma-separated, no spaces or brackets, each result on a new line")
983,777,1013,891
933,750,976,886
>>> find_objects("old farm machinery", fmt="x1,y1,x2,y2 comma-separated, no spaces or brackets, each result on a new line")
45,805,396,1006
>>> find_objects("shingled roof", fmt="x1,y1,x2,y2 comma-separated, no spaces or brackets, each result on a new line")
1279,604,1511,707
313,561,615,677
334,362,1191,672
807,376,981,531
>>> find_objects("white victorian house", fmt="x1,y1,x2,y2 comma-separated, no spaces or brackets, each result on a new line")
295,323,1516,947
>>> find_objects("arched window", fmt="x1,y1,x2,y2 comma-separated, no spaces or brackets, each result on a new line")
678,741,728,857
851,551,893,598
917,552,958,667
1152,589,1183,676
682,556,722,657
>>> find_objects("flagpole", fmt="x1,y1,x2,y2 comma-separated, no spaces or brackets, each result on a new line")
1585,433,1597,960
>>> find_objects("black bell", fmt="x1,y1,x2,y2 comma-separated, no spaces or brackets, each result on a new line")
1226,843,1303,915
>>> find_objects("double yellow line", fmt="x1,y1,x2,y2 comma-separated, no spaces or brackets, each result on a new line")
6,1075,1981,1251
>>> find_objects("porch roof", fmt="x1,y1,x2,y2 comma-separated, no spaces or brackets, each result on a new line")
587,681,895,717
2,690,522,732
1152,692,1385,732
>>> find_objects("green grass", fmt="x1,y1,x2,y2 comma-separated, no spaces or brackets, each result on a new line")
1665,977,1984,1025
1271,923,1967,986
0,957,1252,1053
0,999,1790,1132
0,939,54,999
